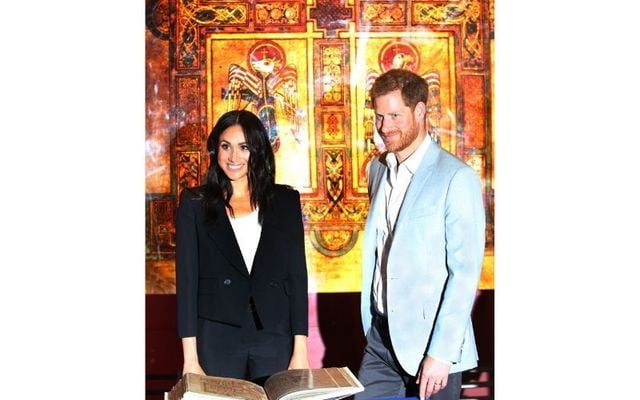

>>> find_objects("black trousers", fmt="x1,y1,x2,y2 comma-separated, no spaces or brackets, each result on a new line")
196,305,292,384
355,315,462,400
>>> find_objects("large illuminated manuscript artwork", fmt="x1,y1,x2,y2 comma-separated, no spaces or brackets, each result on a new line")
145,0,495,294
221,41,303,152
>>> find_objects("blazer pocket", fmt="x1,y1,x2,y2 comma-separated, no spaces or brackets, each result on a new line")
199,277,224,294
409,205,437,220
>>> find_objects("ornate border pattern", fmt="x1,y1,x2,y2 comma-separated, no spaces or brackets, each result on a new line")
146,0,495,292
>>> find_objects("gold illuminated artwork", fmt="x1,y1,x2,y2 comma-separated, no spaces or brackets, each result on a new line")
207,34,317,191
145,0,495,293
349,31,457,193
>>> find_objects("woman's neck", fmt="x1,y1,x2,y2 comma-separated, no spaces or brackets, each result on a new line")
228,181,254,217
229,179,250,198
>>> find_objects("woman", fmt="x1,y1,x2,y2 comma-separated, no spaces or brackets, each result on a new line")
176,110,309,383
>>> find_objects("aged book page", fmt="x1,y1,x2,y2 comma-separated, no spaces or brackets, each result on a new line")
168,373,268,400
167,367,363,400
264,367,363,400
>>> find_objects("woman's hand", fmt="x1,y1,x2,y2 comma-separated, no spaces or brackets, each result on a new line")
182,360,206,376
288,335,309,369
181,337,206,375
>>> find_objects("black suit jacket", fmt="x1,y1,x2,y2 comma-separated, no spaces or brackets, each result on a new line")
176,185,308,338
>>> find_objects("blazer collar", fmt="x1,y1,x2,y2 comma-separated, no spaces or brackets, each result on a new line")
206,205,250,277
393,142,442,227
205,204,280,278
370,141,440,216
367,156,387,221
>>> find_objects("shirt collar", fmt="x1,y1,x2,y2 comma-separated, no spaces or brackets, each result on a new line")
385,134,432,174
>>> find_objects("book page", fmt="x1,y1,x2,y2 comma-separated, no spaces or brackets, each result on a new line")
263,368,364,400
169,374,269,400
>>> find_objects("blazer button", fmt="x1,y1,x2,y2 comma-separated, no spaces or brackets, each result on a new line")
223,279,232,285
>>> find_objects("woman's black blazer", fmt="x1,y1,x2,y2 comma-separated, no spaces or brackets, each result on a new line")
176,185,308,338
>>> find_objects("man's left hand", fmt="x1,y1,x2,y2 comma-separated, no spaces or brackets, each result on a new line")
416,355,451,400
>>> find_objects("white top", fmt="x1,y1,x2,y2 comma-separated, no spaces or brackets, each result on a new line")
373,136,431,315
229,208,262,273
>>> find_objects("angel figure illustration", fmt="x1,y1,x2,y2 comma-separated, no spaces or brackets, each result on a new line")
222,41,301,152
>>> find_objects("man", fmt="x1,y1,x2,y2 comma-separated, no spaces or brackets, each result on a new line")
356,69,485,400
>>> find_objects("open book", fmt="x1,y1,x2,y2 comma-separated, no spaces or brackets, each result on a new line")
165,367,364,400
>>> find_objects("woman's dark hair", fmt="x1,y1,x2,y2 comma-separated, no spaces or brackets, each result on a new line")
201,110,276,224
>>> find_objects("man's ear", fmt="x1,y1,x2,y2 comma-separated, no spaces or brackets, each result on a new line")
414,101,427,119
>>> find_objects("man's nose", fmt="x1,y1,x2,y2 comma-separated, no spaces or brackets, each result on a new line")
379,118,390,133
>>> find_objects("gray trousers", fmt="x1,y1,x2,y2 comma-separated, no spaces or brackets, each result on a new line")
355,315,462,400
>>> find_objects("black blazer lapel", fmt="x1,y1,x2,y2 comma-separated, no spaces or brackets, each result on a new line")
250,207,277,279
206,208,250,277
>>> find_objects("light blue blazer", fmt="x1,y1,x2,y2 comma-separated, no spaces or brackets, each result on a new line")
360,139,486,375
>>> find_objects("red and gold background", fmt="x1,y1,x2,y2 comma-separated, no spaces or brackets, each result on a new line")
146,0,494,396
146,0,494,294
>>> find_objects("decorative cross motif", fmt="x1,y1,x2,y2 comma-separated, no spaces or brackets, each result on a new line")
309,0,353,34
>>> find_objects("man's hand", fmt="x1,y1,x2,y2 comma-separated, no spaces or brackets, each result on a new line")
416,355,451,400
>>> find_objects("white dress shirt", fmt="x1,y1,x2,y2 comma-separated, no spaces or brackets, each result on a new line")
373,136,431,315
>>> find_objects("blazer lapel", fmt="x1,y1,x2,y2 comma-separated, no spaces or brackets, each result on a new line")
365,157,387,232
206,207,250,277
250,209,273,278
394,141,441,228
362,157,387,275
